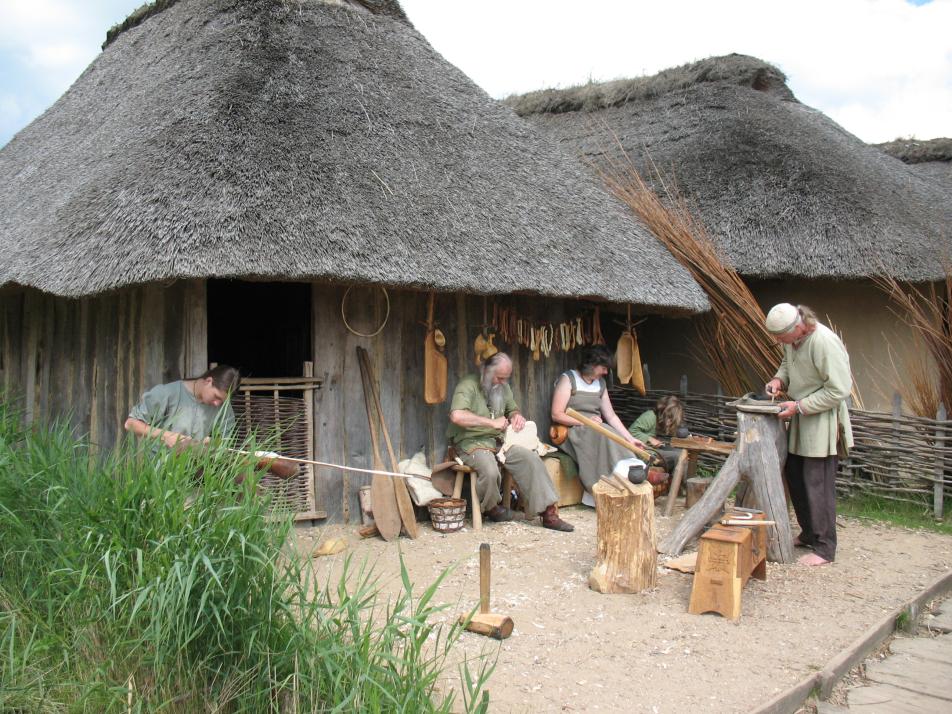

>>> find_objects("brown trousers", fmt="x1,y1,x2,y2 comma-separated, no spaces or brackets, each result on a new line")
786,453,838,561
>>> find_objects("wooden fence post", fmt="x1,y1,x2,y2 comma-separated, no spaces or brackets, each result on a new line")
642,363,652,392
680,374,688,399
936,403,947,521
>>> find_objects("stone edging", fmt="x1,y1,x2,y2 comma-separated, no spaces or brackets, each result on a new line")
749,567,952,714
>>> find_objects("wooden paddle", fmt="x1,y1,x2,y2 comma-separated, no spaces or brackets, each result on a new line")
357,350,401,542
357,347,419,539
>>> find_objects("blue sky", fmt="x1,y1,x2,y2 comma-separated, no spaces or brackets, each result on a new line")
1,0,950,148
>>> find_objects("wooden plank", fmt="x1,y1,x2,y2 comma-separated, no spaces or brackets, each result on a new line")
183,279,207,377
849,682,950,713
140,284,165,390
21,290,40,424
311,283,348,522
865,653,952,701
889,635,952,665
162,282,186,383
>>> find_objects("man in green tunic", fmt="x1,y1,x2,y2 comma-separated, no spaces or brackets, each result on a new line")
447,352,573,531
125,365,241,449
765,303,853,566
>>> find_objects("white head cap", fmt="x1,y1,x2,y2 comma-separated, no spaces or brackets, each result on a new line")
765,303,801,335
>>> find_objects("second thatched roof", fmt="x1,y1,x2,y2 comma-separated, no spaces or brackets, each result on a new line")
876,138,952,194
0,0,706,312
509,54,951,281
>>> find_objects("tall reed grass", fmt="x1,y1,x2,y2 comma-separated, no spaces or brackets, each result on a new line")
0,399,491,712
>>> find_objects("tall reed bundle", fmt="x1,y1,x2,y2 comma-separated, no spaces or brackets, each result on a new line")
876,271,952,414
598,151,781,393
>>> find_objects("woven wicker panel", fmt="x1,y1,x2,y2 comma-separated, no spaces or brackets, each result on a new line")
232,393,320,519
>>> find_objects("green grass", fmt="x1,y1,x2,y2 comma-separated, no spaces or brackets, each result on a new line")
0,398,493,712
838,492,952,536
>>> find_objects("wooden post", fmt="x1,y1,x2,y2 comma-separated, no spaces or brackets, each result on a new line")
663,449,689,517
643,363,652,392
680,374,688,399
685,477,710,509
659,409,794,563
589,479,657,594
936,404,947,521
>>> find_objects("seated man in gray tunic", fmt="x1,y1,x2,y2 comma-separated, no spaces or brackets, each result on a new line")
447,353,573,532
125,365,241,450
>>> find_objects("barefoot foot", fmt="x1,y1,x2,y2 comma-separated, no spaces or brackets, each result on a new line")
798,552,831,566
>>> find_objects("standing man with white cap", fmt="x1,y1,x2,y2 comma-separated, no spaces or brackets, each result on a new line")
764,303,853,566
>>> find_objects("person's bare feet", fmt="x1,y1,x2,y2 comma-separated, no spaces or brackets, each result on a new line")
798,552,831,566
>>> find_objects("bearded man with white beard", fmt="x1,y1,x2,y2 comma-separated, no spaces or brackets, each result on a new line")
446,352,574,532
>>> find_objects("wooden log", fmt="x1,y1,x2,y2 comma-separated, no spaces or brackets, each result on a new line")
589,479,657,594
658,410,794,563
735,411,793,563
663,448,689,517
658,453,741,556
685,477,711,509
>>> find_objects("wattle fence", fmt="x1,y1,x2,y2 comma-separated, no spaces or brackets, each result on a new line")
610,385,950,520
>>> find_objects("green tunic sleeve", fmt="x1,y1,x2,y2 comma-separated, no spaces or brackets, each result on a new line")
446,374,502,453
628,410,657,443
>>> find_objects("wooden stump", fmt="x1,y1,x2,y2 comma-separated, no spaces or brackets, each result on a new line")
685,477,711,509
659,410,794,563
589,479,657,593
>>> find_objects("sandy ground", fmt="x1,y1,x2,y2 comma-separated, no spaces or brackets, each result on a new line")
292,503,952,714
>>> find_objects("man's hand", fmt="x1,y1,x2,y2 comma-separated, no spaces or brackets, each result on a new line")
766,378,784,397
489,416,509,431
162,431,191,449
509,413,527,432
777,401,798,419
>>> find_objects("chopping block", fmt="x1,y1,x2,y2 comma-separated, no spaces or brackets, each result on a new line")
688,509,767,620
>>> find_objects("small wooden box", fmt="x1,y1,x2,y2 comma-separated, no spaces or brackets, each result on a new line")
543,456,583,507
688,511,767,620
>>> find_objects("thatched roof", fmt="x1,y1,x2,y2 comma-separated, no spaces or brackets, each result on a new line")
875,138,952,193
509,54,951,281
0,0,707,312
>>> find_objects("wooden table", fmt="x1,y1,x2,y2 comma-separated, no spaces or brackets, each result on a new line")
664,436,735,517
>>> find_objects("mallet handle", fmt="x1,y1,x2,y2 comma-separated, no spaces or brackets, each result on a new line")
566,408,652,461
479,543,491,615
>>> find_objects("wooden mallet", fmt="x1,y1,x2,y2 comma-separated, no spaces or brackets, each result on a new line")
459,543,513,640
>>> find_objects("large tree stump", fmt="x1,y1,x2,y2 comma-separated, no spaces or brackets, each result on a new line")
659,410,794,563
589,479,657,593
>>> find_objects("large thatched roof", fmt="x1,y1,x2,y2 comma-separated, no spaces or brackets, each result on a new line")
875,138,952,193
0,0,706,312
509,54,951,281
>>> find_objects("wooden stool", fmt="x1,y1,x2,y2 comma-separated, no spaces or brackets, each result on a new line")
688,510,767,620
451,464,514,532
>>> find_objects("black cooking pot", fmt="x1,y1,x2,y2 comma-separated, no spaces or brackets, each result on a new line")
627,464,647,485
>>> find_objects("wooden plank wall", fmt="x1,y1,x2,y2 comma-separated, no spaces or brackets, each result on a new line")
1,280,595,523
312,285,584,522
0,281,203,452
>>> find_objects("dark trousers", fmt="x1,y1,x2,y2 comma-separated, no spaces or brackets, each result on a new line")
785,453,838,561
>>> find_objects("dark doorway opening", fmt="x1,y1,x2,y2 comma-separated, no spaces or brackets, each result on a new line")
207,280,312,379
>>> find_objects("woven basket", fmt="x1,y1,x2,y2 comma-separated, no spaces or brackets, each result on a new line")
428,497,467,533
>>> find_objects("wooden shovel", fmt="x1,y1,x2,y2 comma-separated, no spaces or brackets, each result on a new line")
357,347,419,539
424,292,447,404
459,543,513,640
566,407,653,462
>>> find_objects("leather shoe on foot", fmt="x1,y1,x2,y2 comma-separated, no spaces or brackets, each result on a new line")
541,504,574,532
485,505,514,522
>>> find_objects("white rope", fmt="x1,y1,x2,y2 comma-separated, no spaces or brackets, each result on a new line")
340,285,390,337
228,447,426,480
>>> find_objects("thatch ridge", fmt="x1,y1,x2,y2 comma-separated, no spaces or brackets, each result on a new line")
512,56,950,281
506,54,793,117
875,138,952,164
104,0,411,49
0,0,706,312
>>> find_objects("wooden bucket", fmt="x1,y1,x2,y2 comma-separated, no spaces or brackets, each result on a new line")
428,497,467,533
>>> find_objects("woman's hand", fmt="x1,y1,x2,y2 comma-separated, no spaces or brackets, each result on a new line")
588,414,603,424
648,437,663,448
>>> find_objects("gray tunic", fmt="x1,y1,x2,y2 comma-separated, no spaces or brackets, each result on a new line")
129,381,235,441
557,371,633,492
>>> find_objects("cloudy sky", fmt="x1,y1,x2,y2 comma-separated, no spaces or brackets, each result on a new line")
1,0,949,148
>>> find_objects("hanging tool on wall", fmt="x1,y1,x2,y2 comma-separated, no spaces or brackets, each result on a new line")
423,292,447,404
615,306,646,395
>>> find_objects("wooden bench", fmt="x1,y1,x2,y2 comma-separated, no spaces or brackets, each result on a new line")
688,509,767,620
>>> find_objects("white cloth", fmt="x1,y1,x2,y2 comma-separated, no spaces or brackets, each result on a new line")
397,451,443,506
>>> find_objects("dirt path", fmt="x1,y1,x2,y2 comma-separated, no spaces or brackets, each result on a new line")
294,506,952,714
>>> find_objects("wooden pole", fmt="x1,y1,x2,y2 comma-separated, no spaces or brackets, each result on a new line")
936,404,947,521
566,408,652,461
